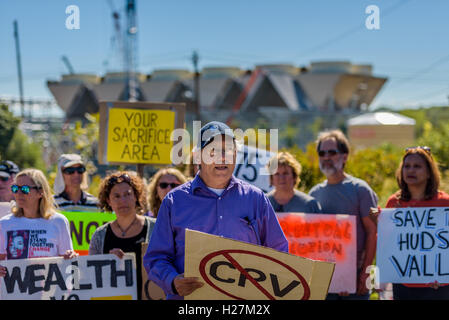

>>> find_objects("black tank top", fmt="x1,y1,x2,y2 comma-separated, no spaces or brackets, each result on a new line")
103,218,148,300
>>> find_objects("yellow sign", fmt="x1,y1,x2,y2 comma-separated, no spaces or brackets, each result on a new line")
184,229,335,300
107,108,175,164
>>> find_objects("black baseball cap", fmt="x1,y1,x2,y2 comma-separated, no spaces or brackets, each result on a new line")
0,160,20,179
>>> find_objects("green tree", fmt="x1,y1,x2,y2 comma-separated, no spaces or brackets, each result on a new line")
5,129,45,171
62,113,99,174
0,104,20,157
0,104,45,170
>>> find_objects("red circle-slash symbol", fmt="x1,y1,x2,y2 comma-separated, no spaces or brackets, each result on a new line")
199,249,311,300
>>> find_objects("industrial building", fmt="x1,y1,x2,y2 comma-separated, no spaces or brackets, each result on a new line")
47,60,387,121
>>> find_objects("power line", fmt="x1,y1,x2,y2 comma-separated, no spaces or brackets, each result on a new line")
289,0,413,60
387,52,449,89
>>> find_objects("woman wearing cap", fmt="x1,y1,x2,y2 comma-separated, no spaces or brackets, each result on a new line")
53,154,99,212
89,171,156,300
371,146,449,300
266,152,321,213
0,169,77,277
147,168,187,218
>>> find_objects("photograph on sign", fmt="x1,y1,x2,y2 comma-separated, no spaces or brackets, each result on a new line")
277,212,357,293
377,207,449,283
60,211,116,255
0,253,137,300
98,101,185,166
184,229,334,300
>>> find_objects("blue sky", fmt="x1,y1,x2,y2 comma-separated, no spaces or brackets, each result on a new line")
1,0,449,112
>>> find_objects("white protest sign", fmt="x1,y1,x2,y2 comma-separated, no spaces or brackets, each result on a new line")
184,229,335,300
0,253,137,300
234,145,274,193
276,213,357,293
377,207,449,283
0,202,11,219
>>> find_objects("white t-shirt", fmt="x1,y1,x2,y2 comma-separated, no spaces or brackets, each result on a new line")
207,187,225,196
0,212,73,259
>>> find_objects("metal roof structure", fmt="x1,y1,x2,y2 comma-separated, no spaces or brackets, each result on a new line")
46,60,387,120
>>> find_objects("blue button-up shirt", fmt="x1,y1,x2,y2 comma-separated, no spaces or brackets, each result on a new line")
143,174,288,300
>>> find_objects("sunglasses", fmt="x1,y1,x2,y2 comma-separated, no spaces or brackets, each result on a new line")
318,149,340,157
158,182,181,189
63,166,86,175
108,174,132,186
405,146,431,154
0,176,10,182
11,185,41,195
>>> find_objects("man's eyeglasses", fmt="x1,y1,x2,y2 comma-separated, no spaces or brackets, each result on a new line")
62,166,86,175
318,149,340,157
158,182,181,189
0,176,10,182
405,146,431,154
11,185,41,195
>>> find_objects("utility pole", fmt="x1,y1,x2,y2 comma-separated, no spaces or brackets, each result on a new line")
125,0,138,102
13,20,25,119
61,55,75,74
192,50,200,119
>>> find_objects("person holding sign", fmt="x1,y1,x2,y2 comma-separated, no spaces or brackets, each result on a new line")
266,152,321,213
53,154,99,212
0,169,77,274
89,172,156,300
147,168,187,218
309,130,378,300
373,146,449,300
144,121,288,299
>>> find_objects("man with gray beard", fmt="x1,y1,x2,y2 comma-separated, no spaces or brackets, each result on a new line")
309,130,378,300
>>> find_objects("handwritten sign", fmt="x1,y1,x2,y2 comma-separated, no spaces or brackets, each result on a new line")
377,207,449,283
277,213,357,293
234,145,274,193
0,253,137,300
184,229,335,300
60,211,116,255
98,101,185,165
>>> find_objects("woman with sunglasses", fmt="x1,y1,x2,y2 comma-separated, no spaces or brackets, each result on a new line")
373,146,449,300
89,171,156,300
147,168,187,218
53,154,99,212
0,169,77,277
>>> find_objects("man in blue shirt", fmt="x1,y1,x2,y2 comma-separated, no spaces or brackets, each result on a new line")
143,121,288,299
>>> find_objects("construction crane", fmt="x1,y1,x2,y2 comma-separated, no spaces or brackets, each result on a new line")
106,0,138,101
106,0,124,71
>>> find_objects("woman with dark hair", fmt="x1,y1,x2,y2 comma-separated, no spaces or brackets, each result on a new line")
89,171,156,300
373,146,449,300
